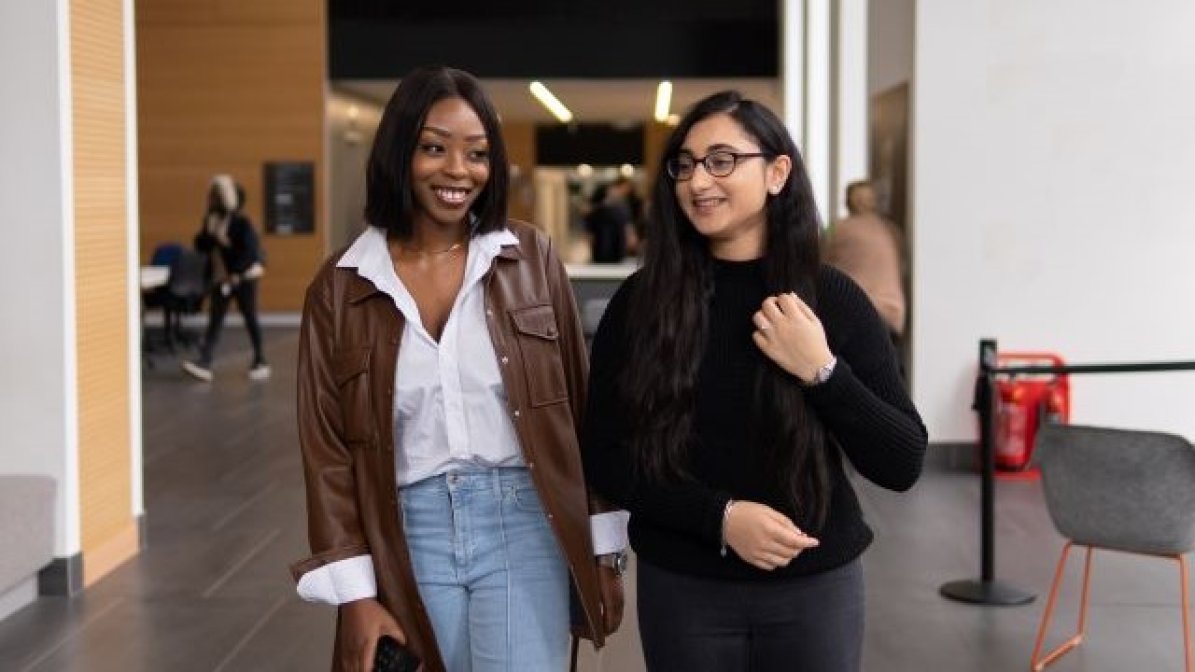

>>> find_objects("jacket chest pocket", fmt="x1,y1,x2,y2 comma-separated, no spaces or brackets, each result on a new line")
510,305,568,408
332,346,375,446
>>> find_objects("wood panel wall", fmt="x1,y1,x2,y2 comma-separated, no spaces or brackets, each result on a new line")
502,121,537,226
137,0,327,311
644,121,672,192
71,0,136,583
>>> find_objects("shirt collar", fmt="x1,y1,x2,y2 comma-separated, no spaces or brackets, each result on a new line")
337,224,519,295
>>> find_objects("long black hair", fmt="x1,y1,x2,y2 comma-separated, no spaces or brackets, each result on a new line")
364,65,509,238
621,90,832,530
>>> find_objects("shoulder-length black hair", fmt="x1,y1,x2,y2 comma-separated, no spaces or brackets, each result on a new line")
622,90,832,529
364,65,509,238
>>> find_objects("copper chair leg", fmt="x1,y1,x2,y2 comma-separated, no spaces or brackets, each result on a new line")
1031,543,1095,671
1032,546,1192,672
1178,554,1192,672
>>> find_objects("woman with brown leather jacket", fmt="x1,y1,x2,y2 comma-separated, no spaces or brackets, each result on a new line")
291,66,626,671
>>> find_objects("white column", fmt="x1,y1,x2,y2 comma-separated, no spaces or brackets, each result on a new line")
56,0,80,563
782,0,833,224
780,0,805,151
804,0,832,224
124,0,143,521
834,0,869,222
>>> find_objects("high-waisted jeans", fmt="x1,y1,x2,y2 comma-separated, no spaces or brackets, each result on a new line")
399,467,569,672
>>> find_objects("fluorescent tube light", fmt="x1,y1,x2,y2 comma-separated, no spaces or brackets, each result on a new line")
654,80,673,122
529,81,573,123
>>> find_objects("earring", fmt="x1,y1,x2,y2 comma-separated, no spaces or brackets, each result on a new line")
768,184,781,195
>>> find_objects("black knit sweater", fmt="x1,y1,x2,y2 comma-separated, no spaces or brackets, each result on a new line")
582,259,927,581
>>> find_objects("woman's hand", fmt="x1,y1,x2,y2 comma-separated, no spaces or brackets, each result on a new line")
724,501,819,570
338,598,406,672
752,293,834,384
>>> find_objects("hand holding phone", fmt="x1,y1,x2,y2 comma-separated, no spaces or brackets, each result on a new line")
374,634,420,672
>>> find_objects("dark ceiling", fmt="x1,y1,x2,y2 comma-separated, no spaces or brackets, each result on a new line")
327,0,780,79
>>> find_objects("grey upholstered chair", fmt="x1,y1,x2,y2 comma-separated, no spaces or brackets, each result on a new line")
1030,423,1195,672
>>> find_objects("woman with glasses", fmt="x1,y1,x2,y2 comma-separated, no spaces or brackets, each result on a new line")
291,66,625,672
581,91,927,672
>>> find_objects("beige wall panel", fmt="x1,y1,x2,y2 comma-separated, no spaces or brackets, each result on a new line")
72,0,134,564
137,0,326,311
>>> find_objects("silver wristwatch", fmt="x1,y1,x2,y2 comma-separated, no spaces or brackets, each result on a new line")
597,551,629,576
808,356,838,386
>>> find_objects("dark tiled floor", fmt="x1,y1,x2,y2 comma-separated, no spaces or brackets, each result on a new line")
0,328,1190,671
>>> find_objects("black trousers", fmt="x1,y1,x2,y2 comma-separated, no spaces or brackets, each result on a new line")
199,279,263,365
637,558,864,672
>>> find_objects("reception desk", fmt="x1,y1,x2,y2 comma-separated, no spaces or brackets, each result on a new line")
565,262,638,338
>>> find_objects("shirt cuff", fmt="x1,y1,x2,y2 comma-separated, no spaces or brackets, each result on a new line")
590,510,630,555
295,554,378,605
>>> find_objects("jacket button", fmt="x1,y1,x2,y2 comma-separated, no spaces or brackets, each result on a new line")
500,356,509,365
527,461,535,470
513,409,521,418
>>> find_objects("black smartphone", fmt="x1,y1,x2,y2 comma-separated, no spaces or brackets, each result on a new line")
374,635,421,672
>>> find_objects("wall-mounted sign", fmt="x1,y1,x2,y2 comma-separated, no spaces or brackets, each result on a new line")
264,161,314,235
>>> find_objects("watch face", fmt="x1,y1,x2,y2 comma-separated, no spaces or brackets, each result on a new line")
602,552,628,575
816,357,837,384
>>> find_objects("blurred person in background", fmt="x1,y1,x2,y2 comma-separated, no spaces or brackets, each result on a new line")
822,180,906,342
584,177,635,263
181,174,269,382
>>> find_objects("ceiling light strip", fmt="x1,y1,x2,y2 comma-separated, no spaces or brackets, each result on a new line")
654,80,673,122
529,81,573,123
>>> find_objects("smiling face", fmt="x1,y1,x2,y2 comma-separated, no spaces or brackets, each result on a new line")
409,96,491,232
674,113,791,260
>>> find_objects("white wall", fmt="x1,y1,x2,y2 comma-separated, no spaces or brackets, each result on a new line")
913,0,1195,442
0,1,78,556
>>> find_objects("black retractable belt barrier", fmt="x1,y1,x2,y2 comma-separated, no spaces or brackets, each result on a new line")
939,338,1195,606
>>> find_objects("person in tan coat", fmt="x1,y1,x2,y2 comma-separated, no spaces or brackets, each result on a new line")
823,180,906,338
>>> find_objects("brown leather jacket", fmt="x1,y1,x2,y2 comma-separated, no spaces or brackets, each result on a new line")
290,221,611,671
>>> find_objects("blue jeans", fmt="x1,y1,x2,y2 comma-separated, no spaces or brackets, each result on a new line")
399,467,569,672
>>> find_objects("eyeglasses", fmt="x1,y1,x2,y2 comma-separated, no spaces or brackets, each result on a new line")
666,151,770,181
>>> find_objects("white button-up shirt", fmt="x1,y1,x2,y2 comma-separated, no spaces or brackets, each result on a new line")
341,224,524,487
297,225,628,605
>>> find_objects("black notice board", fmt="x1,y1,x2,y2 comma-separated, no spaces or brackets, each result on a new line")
264,162,314,235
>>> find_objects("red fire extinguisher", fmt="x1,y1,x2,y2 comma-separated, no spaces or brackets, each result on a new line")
993,352,1070,471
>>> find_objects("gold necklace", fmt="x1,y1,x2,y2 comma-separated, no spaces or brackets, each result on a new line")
395,237,467,259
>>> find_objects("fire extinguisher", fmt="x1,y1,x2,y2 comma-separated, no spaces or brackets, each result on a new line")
1042,386,1068,426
